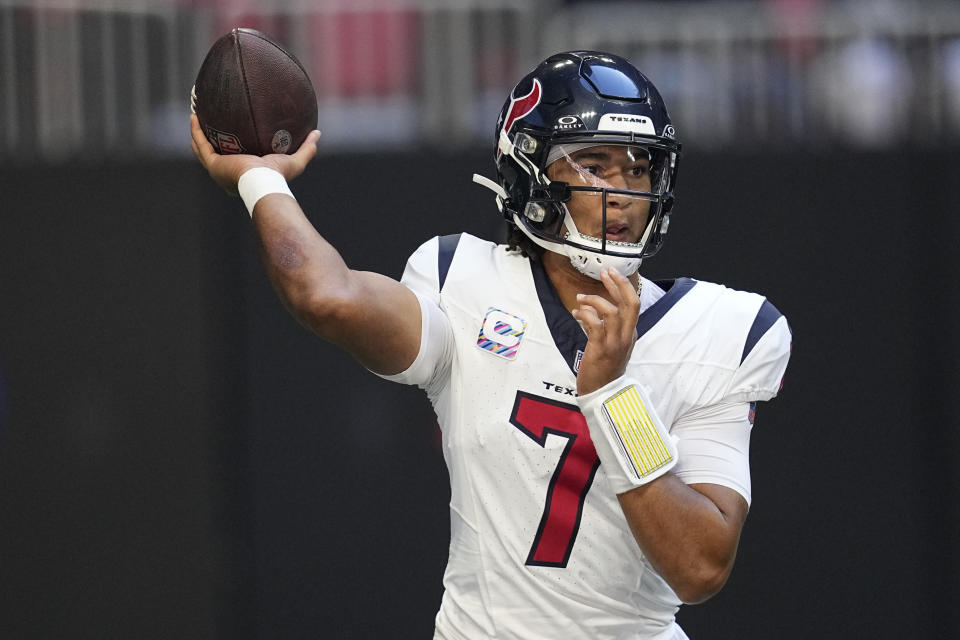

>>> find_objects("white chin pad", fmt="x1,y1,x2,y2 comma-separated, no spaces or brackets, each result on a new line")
567,250,640,280
561,210,641,280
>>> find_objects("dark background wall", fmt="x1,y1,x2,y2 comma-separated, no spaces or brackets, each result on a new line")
1,149,957,639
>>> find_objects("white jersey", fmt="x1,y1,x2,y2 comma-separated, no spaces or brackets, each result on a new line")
381,234,791,640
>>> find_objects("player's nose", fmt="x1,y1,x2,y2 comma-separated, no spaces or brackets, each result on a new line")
602,173,630,205
605,185,628,208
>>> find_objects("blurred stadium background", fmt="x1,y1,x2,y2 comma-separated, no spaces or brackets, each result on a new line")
4,0,960,160
1,1,958,639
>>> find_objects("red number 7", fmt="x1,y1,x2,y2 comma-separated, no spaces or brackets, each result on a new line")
509,392,600,568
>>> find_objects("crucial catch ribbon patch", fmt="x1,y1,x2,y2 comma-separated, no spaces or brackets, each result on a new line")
476,308,527,360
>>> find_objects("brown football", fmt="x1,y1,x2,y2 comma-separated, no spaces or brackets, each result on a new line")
191,28,318,156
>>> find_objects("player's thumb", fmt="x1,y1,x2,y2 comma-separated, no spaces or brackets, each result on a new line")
293,130,321,164
270,130,320,180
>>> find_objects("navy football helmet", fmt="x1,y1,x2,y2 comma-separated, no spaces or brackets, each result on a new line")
473,51,681,279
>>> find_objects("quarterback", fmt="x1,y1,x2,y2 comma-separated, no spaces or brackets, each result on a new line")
191,51,791,640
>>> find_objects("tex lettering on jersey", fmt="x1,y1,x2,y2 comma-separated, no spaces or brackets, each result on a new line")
476,307,527,360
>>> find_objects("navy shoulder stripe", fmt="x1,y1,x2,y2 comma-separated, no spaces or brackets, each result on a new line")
437,233,462,291
741,299,783,364
637,277,697,339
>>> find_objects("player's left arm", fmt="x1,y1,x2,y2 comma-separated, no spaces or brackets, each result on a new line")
574,270,750,605
616,473,748,605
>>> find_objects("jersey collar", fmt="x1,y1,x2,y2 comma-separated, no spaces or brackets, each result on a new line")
530,259,696,375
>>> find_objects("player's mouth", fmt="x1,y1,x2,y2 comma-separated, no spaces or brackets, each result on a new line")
604,222,631,242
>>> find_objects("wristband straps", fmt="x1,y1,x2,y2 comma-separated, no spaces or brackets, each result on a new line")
577,376,678,494
237,167,294,216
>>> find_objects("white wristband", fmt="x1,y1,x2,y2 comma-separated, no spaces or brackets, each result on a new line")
577,376,678,494
237,167,294,217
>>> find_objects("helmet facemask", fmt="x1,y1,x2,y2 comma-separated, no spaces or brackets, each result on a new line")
503,134,678,280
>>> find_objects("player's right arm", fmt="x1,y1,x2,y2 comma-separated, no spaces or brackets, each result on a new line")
190,114,421,375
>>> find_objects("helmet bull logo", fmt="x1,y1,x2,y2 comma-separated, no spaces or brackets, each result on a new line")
497,79,542,158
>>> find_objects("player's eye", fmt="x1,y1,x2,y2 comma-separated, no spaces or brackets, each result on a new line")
629,165,648,177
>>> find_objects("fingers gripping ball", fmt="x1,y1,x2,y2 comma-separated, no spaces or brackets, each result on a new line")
191,28,318,156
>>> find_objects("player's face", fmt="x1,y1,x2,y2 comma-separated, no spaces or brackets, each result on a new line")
546,145,652,245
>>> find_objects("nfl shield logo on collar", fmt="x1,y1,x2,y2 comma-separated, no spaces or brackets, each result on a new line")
476,308,527,360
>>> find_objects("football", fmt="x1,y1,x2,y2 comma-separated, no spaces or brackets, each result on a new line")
191,28,318,156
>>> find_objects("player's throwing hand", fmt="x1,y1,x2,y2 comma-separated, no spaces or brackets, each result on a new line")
572,268,641,396
189,114,321,196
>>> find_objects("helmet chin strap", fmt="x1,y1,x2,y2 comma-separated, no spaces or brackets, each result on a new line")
513,211,642,281
472,173,507,213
